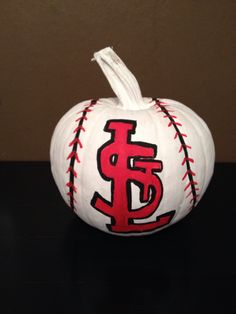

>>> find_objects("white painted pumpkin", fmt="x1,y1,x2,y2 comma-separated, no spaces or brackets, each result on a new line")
50,47,215,236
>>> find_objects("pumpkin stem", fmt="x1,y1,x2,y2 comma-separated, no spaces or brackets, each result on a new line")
92,47,146,110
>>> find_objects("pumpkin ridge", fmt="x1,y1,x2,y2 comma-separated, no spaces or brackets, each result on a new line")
66,99,98,210
153,98,199,208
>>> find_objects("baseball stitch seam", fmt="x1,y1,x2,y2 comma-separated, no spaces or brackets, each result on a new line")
153,98,199,208
66,99,98,210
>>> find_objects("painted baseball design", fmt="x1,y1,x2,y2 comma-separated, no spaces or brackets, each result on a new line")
50,47,215,236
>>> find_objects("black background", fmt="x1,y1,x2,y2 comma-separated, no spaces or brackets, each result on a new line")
0,162,235,313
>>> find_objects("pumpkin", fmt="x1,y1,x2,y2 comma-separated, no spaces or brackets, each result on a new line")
50,47,215,236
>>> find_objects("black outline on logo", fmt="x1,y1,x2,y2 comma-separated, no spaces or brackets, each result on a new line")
90,119,175,234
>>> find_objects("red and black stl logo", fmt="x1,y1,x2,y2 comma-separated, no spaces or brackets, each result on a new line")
91,120,175,234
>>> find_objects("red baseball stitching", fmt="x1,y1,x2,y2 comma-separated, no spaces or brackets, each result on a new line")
73,126,85,133
66,99,98,210
174,132,187,139
179,144,191,153
153,98,200,208
181,157,194,166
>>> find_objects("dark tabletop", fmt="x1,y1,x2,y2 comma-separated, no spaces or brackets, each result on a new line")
0,162,235,314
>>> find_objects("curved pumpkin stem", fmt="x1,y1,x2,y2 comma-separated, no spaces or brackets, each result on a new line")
92,47,146,110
